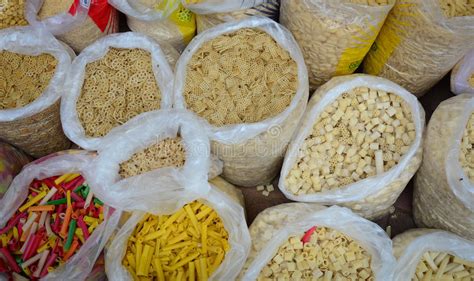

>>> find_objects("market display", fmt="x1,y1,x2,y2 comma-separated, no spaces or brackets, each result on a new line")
0,1,28,29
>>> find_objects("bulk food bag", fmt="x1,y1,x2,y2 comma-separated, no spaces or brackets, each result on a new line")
279,75,425,219
0,142,31,199
0,151,119,280
451,49,474,95
413,94,474,241
239,204,396,280
61,32,174,151
280,0,394,90
392,229,474,280
363,0,474,96
103,173,251,280
193,0,280,33
110,0,196,52
173,17,309,187
0,27,72,158
25,0,118,52
0,1,28,29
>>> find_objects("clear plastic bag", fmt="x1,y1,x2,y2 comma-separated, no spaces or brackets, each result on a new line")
363,0,474,96
26,0,119,52
85,109,224,209
61,32,174,151
280,0,394,89
173,17,309,187
279,74,425,219
392,229,474,281
414,94,474,240
451,49,474,95
183,0,265,14
0,151,120,280
108,0,178,21
240,204,396,280
104,178,250,281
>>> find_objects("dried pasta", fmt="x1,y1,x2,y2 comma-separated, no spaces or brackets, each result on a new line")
258,226,374,281
76,48,161,138
0,51,57,109
413,251,474,280
119,137,186,178
438,0,474,18
469,74,474,88
184,28,298,126
122,201,230,280
460,113,474,183
0,1,28,29
285,87,416,195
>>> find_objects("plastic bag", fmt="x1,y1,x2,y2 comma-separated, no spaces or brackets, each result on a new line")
183,0,265,14
279,74,425,219
240,204,396,280
451,49,474,95
0,151,119,280
363,0,474,96
85,109,224,208
26,0,119,52
414,94,474,241
0,27,72,158
173,17,309,187
104,176,250,280
392,229,474,280
61,32,174,151
195,0,280,33
280,0,394,90
0,142,31,199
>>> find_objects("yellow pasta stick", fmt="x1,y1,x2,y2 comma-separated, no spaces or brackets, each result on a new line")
169,252,201,271
184,205,201,235
199,258,208,281
188,262,195,281
153,258,165,281
201,224,207,255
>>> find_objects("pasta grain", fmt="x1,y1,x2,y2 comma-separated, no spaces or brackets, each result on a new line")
0,0,28,29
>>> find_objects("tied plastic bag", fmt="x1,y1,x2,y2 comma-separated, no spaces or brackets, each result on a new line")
0,142,31,199
102,174,250,280
195,0,280,33
240,204,396,280
451,49,474,95
363,0,474,96
279,75,425,219
110,0,196,52
61,32,174,151
85,109,225,208
173,17,309,187
392,229,474,280
280,0,394,90
0,151,119,280
0,27,72,158
414,94,474,241
26,0,119,52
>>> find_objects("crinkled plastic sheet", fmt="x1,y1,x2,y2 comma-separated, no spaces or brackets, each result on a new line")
61,32,174,151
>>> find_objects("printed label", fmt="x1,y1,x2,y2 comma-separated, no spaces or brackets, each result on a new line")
69,0,116,33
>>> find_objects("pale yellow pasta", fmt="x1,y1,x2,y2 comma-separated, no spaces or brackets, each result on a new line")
119,137,185,178
438,0,474,18
460,113,474,183
0,51,57,109
184,28,298,126
469,74,474,88
0,1,28,29
413,251,474,280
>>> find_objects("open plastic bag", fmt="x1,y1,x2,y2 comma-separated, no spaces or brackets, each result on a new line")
0,142,31,199
26,0,119,52
103,173,250,280
279,75,425,219
392,229,474,280
280,0,394,90
0,27,72,158
240,204,396,280
414,94,474,241
0,151,119,280
363,0,474,96
195,0,280,33
451,49,474,95
173,17,309,187
61,32,174,151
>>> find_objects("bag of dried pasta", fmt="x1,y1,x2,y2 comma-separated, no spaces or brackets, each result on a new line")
413,94,474,241
279,74,425,219
103,172,250,280
61,32,174,151
174,17,309,187
239,204,396,280
25,0,118,52
0,142,31,199
451,49,474,95
0,27,72,158
194,0,280,33
392,229,474,280
0,1,28,29
363,0,474,97
280,0,394,90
